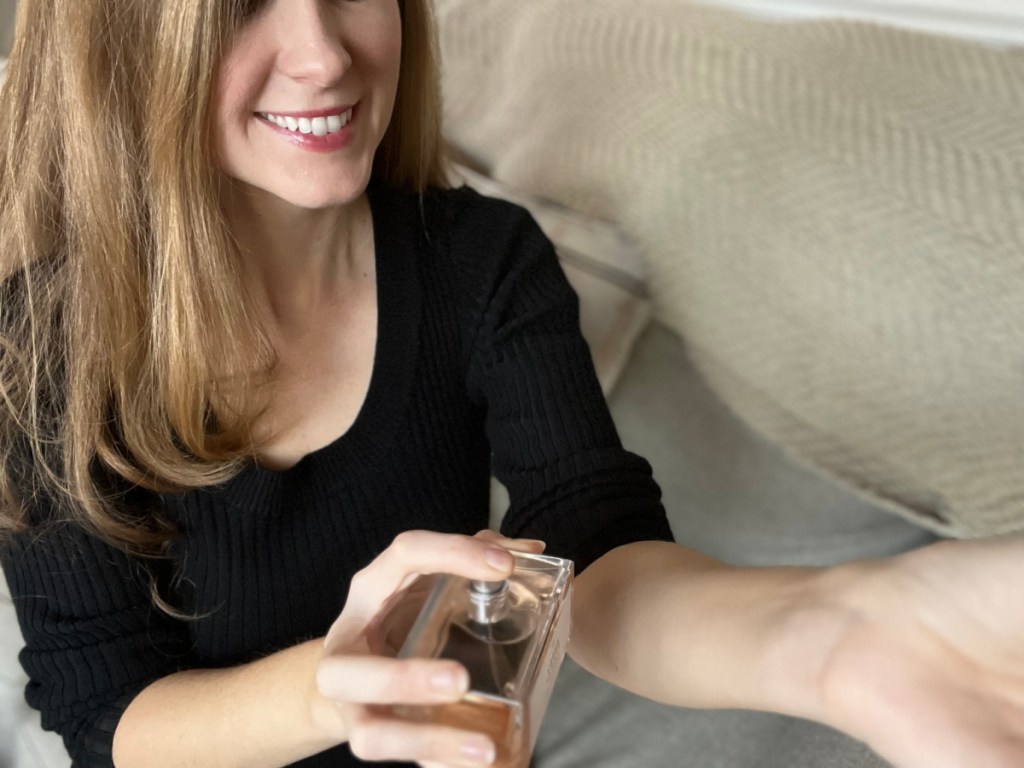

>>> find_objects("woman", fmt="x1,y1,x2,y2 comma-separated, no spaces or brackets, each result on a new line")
1,1,1022,768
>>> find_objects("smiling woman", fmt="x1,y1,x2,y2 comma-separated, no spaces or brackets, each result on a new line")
3,2,1024,768
212,0,401,208
0,0,446,562
0,1,675,766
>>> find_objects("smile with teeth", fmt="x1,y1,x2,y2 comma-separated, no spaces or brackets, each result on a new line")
259,107,353,136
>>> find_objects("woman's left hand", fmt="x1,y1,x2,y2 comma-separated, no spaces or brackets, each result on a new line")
816,535,1024,768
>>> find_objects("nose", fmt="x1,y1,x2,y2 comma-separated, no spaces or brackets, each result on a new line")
273,0,352,86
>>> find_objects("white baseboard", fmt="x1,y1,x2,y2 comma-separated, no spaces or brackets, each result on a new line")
696,0,1024,46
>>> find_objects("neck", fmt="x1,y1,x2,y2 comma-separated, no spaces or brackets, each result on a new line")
221,183,374,337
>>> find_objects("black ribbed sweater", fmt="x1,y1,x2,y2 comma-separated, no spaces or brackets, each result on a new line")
1,183,673,767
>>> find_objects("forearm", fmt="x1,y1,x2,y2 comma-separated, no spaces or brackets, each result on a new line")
112,637,345,768
570,541,864,722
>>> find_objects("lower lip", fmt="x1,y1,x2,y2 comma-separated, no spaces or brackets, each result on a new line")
257,106,357,153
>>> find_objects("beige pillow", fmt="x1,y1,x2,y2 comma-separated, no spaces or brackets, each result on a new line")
438,0,1024,537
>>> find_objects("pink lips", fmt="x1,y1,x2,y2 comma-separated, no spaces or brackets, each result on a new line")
256,103,357,153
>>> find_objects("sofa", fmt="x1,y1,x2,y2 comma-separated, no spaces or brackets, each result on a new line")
439,1,1021,765
3,0,1023,766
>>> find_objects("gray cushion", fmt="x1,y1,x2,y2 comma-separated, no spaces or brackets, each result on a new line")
539,659,889,768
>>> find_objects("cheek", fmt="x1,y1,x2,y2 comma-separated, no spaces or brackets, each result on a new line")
215,62,258,126
212,32,272,126
210,54,268,165
361,5,403,88
388,9,403,81
210,80,241,171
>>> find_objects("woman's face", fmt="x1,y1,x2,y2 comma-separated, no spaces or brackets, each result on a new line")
212,0,402,211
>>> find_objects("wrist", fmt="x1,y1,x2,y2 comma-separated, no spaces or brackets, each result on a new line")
760,559,883,724
304,638,350,745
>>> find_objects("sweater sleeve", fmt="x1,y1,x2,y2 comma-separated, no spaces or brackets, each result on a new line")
1,496,191,768
452,187,674,571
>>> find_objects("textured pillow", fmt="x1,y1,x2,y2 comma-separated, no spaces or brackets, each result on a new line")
453,164,651,396
437,0,1024,537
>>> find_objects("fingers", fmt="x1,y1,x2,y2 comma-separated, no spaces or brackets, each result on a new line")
347,709,495,767
474,529,546,554
329,531,518,646
317,654,469,705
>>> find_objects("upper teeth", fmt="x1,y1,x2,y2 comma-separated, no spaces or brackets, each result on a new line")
262,108,353,136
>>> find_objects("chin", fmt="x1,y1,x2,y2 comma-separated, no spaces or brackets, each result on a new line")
265,169,372,211
284,188,365,210
308,166,372,206
221,161,374,212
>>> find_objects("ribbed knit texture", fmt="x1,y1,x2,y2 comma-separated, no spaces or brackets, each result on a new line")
436,0,1024,537
0,184,671,767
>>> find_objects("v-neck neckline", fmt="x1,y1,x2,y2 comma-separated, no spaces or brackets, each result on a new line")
210,182,423,513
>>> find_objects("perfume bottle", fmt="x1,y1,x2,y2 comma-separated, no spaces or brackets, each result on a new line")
386,551,573,768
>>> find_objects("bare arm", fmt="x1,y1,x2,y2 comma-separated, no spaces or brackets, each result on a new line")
112,638,346,768
570,537,1024,768
569,540,846,720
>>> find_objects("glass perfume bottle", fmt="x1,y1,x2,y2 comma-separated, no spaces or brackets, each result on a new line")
386,551,574,768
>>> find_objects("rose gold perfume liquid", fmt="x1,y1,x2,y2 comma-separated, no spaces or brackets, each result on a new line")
386,552,573,768
414,692,527,767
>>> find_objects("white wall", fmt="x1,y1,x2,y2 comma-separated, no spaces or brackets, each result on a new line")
696,0,1024,46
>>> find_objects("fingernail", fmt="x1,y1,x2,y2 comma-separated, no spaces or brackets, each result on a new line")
431,666,466,692
460,739,496,765
484,547,513,571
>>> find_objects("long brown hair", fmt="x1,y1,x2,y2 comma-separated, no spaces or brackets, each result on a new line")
0,0,448,593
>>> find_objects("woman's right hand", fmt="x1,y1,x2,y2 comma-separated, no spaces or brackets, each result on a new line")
307,529,542,767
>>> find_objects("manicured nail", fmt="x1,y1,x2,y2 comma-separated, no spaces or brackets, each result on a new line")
484,547,513,571
460,739,496,765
